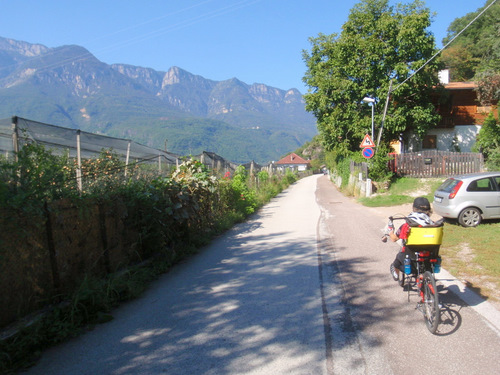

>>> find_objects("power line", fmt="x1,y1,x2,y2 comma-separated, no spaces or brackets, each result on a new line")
93,0,264,55
0,0,263,77
392,0,499,93
0,0,215,76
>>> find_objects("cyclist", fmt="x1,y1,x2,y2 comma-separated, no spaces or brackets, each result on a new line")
387,197,435,281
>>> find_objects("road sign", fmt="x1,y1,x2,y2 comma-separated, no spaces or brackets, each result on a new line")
362,147,374,159
360,134,375,148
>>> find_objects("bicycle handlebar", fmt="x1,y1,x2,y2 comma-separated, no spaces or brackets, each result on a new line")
388,215,408,222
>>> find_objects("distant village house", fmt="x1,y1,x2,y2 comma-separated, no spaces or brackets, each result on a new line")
275,153,311,172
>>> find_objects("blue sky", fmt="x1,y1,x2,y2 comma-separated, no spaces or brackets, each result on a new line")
0,0,486,93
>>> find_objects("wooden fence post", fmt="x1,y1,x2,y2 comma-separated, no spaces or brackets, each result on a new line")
125,140,131,177
98,203,111,274
11,116,19,163
44,201,61,291
76,130,83,194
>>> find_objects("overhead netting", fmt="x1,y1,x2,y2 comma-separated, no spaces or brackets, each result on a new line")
0,116,180,167
0,116,276,179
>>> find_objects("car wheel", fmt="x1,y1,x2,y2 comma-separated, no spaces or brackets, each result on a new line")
458,207,482,227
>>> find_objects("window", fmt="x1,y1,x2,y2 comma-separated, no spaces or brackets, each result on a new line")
467,178,494,192
494,176,500,190
423,135,437,149
438,178,460,193
477,106,492,114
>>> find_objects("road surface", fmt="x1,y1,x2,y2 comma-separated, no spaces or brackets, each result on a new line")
26,174,500,374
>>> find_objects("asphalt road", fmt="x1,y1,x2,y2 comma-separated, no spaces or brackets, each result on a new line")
26,174,500,374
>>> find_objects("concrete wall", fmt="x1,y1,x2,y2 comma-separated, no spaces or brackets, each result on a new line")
406,125,480,153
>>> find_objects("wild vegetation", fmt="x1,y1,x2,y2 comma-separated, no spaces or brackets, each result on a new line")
0,143,300,373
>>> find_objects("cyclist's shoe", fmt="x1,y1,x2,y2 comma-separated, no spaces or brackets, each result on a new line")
390,263,399,281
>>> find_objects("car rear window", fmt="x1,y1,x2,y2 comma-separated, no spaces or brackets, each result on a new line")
437,178,461,193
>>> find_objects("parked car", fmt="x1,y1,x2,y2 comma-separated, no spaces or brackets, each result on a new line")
433,172,500,227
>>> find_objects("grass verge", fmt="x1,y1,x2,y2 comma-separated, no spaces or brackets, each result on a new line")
439,221,500,305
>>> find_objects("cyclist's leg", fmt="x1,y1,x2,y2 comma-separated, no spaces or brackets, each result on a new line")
390,252,405,281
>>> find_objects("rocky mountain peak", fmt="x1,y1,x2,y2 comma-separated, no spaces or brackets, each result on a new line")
0,36,317,163
0,36,49,57
163,66,182,85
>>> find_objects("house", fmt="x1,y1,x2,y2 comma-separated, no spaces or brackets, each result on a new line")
403,69,498,153
275,153,310,171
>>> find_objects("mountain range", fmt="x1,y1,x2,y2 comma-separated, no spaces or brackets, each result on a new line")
0,36,317,164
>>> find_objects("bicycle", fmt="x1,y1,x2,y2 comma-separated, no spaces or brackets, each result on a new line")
383,215,444,334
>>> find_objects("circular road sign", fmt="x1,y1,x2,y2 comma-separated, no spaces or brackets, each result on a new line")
362,147,374,159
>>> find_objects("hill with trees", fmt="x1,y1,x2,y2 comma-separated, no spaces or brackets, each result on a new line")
439,0,500,106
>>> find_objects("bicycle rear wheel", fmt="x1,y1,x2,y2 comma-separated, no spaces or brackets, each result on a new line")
422,271,440,334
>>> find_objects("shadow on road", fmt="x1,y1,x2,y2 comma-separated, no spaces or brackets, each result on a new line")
436,285,464,335
89,230,332,374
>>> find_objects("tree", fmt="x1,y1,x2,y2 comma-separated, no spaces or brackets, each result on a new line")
302,0,441,155
475,70,500,105
473,113,500,170
440,0,500,105
439,46,479,82
441,0,500,80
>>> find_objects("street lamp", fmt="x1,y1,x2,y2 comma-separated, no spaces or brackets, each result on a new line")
362,97,376,140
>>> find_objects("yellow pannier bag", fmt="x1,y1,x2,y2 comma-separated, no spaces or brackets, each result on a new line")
406,226,443,246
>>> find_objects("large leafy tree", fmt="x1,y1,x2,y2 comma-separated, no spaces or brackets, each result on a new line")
302,0,441,155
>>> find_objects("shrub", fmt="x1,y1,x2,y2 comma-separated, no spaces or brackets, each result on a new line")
368,144,394,183
220,165,255,215
0,142,74,209
474,113,500,160
485,147,500,171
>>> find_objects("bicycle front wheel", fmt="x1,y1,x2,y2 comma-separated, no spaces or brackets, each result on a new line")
422,271,440,334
